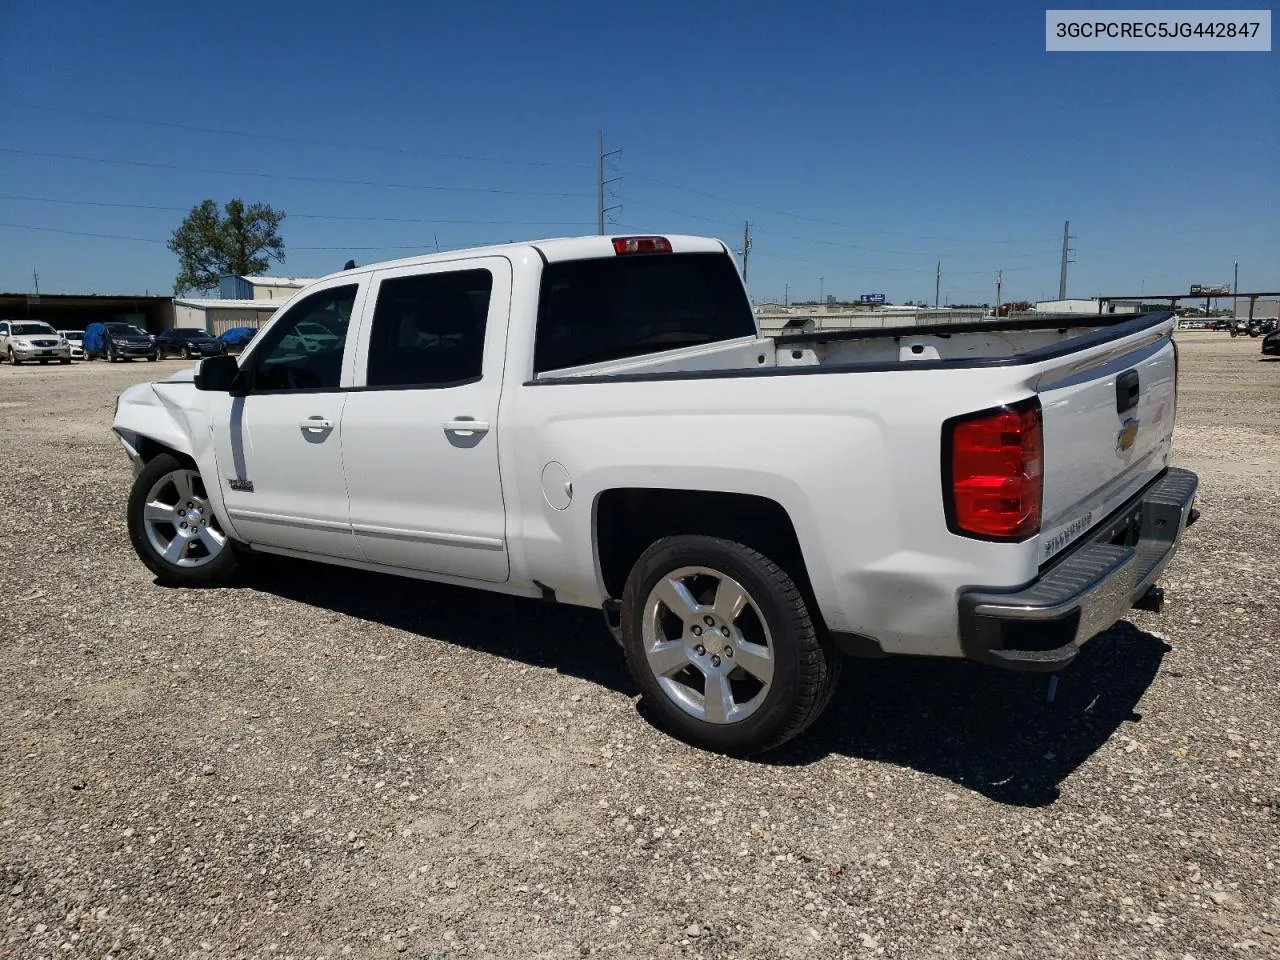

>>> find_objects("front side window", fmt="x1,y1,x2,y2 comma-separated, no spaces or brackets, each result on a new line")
0,323,9,336
533,252,755,373
249,285,357,392
365,269,492,388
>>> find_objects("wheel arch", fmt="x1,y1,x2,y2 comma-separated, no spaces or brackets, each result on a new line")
593,487,822,629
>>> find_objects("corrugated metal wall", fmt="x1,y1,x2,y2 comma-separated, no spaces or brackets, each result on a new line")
208,309,275,336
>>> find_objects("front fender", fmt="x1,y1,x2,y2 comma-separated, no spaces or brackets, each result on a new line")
111,375,235,537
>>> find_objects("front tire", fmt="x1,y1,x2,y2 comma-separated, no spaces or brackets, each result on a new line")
7,348,19,366
620,535,840,756
127,454,241,586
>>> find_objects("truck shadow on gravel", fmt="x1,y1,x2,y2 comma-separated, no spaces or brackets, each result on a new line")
234,556,1168,809
766,620,1171,807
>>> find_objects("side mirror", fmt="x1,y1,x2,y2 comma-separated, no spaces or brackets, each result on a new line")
194,354,244,393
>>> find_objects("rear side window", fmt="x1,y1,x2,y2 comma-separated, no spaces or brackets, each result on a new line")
365,269,492,388
534,252,755,373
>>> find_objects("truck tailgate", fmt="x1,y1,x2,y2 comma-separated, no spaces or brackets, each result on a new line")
1036,328,1177,564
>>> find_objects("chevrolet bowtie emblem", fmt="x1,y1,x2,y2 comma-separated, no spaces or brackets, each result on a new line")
1116,417,1140,453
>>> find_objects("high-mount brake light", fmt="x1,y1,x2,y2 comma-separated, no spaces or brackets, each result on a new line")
944,398,1043,541
612,236,673,255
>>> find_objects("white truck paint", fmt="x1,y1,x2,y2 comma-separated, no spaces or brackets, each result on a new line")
112,234,1199,753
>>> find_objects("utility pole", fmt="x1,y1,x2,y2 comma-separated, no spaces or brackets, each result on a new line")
596,130,622,235
995,269,1003,319
739,221,752,281
819,277,825,305
1233,261,1239,317
784,282,789,307
1058,220,1075,300
935,261,941,308
32,269,39,297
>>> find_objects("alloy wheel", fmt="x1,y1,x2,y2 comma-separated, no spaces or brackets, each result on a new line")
641,566,775,724
141,468,228,568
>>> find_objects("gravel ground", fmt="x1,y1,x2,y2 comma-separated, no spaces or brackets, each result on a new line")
1,334,1277,960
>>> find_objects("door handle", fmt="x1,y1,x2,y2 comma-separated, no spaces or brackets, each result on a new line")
443,418,490,437
299,417,334,433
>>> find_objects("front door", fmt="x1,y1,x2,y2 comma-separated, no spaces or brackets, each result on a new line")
340,257,511,582
210,280,367,560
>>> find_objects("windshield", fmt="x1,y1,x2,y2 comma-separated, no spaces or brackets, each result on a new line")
12,322,56,336
107,323,148,336
61,330,84,340
172,328,208,339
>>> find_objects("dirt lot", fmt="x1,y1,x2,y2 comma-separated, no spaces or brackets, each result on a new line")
1,334,1277,960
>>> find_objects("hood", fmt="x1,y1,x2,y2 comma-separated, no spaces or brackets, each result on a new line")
158,366,198,384
10,333,62,345
114,333,153,342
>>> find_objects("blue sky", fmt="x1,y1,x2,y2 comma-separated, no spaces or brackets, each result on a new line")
0,0,1275,305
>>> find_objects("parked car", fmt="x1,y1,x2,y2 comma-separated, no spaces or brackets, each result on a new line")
58,329,86,359
84,321,159,362
216,326,260,354
154,327,227,360
0,319,72,365
1262,327,1280,357
110,234,1200,755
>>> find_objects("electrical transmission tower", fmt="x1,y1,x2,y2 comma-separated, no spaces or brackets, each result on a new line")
1058,220,1076,300
597,131,622,234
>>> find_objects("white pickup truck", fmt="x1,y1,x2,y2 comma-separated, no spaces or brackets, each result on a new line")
112,234,1200,754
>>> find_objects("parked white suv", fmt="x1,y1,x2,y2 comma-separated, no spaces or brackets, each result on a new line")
111,234,1200,754
0,320,72,365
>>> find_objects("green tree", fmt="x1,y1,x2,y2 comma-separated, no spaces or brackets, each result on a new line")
167,199,286,295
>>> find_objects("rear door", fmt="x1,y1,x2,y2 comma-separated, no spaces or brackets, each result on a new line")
1036,322,1178,563
340,257,511,582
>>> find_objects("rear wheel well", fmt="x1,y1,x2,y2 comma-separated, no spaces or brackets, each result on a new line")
595,488,819,623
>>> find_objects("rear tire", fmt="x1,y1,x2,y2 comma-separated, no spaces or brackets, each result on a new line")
620,534,840,756
127,453,242,586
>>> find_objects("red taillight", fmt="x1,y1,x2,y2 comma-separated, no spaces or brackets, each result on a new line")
612,236,672,255
946,399,1043,540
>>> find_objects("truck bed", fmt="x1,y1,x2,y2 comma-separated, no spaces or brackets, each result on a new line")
530,312,1163,382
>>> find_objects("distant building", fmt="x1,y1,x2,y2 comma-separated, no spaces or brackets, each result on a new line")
1034,298,1142,315
174,298,282,336
218,275,314,302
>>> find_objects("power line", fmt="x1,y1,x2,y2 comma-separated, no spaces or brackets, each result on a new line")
0,221,520,253
0,194,591,227
619,168,1061,245
4,101,591,171
0,147,594,198
748,249,1050,276
0,222,164,243
619,195,1059,259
